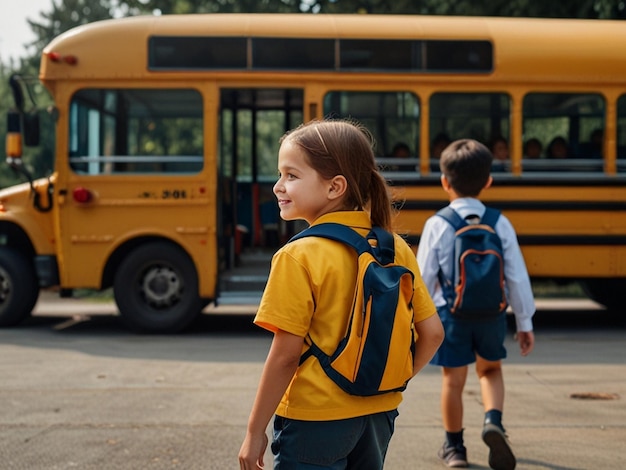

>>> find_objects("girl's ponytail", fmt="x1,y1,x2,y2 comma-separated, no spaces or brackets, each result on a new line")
368,170,393,231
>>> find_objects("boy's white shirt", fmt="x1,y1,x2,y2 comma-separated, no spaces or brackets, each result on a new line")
416,197,535,332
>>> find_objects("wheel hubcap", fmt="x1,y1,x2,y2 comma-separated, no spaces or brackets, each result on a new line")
141,266,181,309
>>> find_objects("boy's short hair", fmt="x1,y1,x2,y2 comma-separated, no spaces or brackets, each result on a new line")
439,139,493,197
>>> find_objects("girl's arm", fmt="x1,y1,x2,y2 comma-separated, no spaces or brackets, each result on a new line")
239,329,304,469
412,314,445,376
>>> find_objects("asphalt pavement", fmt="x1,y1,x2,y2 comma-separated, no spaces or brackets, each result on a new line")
0,293,623,469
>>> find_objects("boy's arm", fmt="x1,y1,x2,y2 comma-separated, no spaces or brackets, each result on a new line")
498,215,535,332
239,329,303,469
416,218,441,296
516,331,535,356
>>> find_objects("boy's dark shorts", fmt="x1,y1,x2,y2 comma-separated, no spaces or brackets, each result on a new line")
430,305,508,367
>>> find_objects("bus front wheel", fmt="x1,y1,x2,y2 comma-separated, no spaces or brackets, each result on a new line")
0,247,39,327
113,242,203,333
581,278,626,312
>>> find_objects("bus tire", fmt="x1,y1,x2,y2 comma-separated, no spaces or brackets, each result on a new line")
581,278,626,312
113,242,203,333
0,247,39,327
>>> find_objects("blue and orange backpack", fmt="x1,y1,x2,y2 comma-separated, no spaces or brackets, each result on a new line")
436,206,508,318
289,223,416,396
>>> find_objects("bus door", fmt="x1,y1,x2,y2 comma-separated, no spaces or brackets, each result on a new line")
58,87,207,289
218,88,304,277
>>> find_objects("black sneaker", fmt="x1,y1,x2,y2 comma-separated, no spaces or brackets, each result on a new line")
437,442,468,468
481,423,516,470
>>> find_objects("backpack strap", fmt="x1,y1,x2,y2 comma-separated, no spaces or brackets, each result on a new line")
437,206,501,230
480,207,501,228
288,223,396,265
436,206,467,231
435,206,466,297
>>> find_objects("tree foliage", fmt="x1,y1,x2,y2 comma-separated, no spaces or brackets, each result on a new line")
1,0,115,188
120,0,626,17
28,0,114,58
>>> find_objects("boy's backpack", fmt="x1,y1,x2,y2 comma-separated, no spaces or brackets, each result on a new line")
436,206,508,318
288,223,416,396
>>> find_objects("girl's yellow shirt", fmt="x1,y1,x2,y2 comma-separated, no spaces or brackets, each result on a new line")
255,210,436,421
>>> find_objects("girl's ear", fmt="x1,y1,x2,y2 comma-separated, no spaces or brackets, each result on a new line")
328,175,348,200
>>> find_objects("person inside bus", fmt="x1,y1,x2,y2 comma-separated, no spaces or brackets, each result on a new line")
432,133,452,159
431,133,452,171
386,141,413,171
546,136,570,159
588,128,603,158
523,138,543,159
522,137,543,171
490,136,510,172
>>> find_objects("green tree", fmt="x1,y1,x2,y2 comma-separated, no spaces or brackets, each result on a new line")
27,0,115,67
1,0,116,188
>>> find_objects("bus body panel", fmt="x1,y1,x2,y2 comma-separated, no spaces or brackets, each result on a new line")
0,180,57,255
53,173,215,293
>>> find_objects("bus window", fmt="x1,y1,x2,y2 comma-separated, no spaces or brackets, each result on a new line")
323,91,420,176
617,95,626,172
69,89,203,175
522,92,605,173
429,92,510,172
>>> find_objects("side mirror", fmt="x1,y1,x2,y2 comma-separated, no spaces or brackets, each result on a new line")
23,111,40,147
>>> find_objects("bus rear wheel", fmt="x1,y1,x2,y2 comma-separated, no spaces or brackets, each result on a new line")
0,247,39,327
113,242,203,333
581,278,626,312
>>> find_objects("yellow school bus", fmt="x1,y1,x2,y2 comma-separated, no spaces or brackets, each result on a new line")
2,14,626,332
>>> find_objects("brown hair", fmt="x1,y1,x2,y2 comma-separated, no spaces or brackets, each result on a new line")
439,139,493,197
280,119,393,230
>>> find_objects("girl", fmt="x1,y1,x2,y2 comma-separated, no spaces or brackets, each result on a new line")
238,119,444,470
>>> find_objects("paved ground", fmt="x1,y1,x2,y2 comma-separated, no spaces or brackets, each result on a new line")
0,293,622,469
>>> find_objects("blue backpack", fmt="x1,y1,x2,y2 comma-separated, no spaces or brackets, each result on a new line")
437,206,508,318
289,223,416,396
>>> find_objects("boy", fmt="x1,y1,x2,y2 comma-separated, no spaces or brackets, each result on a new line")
416,139,535,470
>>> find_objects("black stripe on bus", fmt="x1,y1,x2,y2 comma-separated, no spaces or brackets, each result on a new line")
518,235,626,245
404,235,626,246
394,177,626,187
400,201,626,211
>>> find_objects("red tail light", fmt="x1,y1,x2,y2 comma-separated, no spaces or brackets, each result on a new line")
73,187,93,203
46,51,77,65
47,51,62,62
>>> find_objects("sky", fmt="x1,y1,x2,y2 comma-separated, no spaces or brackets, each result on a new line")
0,0,55,62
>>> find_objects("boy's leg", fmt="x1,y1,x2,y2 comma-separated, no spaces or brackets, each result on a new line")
475,356,504,413
476,356,515,470
431,306,476,468
438,366,469,467
441,366,469,432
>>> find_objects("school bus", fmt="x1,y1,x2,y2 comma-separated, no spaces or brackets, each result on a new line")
2,14,626,332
